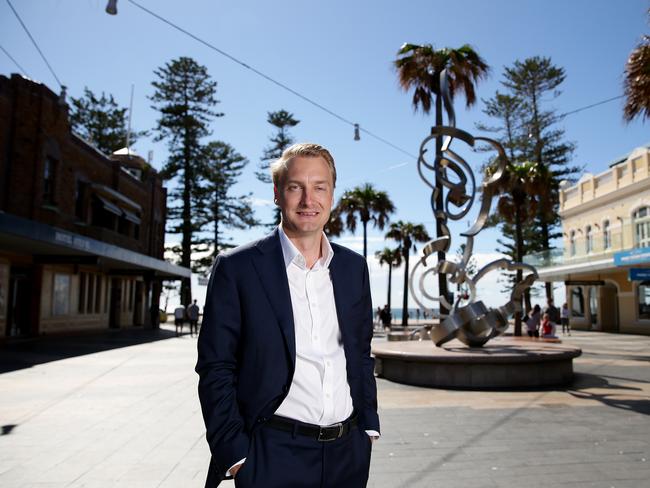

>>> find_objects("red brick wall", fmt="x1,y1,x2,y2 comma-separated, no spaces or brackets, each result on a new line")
0,74,165,259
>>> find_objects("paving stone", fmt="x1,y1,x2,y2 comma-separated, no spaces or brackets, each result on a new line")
0,328,648,487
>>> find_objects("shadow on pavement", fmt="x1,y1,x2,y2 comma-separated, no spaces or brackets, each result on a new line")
0,326,179,375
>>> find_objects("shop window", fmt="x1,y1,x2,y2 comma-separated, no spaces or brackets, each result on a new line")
634,206,650,248
95,277,102,314
43,156,57,205
589,286,598,325
86,274,95,312
585,226,593,253
603,220,611,250
78,273,86,313
571,287,585,318
638,281,650,320
53,273,71,316
75,180,88,222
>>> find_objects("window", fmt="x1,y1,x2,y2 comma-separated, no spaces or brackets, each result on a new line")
75,180,88,221
571,287,585,318
634,207,650,248
638,281,650,320
78,272,104,314
569,230,576,257
53,273,71,316
585,226,593,253
43,156,57,205
95,277,102,314
603,220,611,250
78,273,86,313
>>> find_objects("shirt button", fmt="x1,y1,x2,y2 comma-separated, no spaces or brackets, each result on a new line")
313,335,319,341
325,393,331,398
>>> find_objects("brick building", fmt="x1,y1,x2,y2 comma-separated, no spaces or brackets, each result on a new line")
0,73,190,339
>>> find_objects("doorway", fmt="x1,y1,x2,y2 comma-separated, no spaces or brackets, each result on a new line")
7,268,32,337
600,283,619,332
109,278,122,329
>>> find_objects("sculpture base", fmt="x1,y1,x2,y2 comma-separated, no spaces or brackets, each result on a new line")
372,338,582,389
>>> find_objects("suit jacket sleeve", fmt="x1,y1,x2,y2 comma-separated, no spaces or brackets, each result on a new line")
361,262,380,432
195,254,250,477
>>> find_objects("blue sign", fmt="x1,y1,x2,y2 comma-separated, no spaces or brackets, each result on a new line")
629,268,650,281
614,246,650,266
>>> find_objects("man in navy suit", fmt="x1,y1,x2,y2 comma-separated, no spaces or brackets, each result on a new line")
196,143,380,487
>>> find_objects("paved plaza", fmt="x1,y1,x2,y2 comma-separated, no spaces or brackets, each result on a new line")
0,326,648,487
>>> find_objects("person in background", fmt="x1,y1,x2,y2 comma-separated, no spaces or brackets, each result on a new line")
541,312,558,338
187,299,200,337
561,302,571,336
544,298,561,325
526,304,541,338
174,304,186,337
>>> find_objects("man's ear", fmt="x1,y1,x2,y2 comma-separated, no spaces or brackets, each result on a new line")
273,185,279,205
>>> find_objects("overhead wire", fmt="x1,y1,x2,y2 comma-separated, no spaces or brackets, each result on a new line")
4,0,63,88
0,44,29,77
126,0,418,159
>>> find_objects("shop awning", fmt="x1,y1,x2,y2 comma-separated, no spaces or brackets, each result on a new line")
0,212,190,279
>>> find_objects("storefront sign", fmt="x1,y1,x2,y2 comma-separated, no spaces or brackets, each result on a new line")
614,246,650,266
564,280,605,286
628,268,650,281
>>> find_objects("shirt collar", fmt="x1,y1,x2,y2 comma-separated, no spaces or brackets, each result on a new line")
278,225,334,270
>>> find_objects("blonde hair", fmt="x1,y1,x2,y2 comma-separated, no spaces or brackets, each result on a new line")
270,143,337,188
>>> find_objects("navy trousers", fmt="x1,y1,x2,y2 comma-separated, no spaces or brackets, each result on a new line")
234,422,372,488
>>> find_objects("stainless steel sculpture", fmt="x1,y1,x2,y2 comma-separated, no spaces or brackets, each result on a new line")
409,71,538,348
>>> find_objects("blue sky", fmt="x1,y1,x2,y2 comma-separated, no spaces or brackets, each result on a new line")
1,0,648,310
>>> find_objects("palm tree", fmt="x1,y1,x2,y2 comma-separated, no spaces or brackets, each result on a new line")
386,221,430,326
337,183,395,259
488,160,552,335
375,247,402,314
394,43,489,314
624,31,650,122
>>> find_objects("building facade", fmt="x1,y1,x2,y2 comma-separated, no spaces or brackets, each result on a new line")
531,144,650,335
0,74,190,339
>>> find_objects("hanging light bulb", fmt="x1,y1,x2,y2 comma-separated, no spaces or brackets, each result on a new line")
354,123,360,141
106,0,118,15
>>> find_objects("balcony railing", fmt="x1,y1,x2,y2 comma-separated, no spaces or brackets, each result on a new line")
523,219,645,269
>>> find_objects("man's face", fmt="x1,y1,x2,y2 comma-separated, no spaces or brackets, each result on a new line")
275,156,334,238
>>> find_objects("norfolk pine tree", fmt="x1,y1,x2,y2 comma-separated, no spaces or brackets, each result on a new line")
150,57,222,305
193,141,258,273
69,87,146,155
501,57,580,301
256,110,300,226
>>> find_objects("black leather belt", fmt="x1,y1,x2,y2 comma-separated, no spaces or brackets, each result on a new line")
266,414,358,442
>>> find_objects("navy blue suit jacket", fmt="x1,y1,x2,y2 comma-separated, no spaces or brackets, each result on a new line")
195,229,380,487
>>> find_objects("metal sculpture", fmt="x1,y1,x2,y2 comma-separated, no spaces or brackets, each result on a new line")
409,71,538,348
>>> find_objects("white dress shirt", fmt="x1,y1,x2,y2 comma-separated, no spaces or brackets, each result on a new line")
274,226,355,424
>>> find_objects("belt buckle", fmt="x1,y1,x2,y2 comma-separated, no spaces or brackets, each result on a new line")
318,422,343,442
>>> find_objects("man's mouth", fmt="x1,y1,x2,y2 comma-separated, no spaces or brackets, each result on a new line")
297,211,319,217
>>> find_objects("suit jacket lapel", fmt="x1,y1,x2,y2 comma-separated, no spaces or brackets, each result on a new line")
252,229,296,368
329,247,352,345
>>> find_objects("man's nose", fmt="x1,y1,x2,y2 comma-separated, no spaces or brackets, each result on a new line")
300,188,314,206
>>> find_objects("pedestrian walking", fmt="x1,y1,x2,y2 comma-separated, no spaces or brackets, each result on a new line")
174,305,186,337
561,302,571,335
187,299,200,337
380,304,392,331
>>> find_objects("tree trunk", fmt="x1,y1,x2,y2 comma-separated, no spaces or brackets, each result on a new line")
402,241,410,327
362,219,368,259
387,264,392,309
181,124,193,307
514,199,524,336
434,89,449,317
